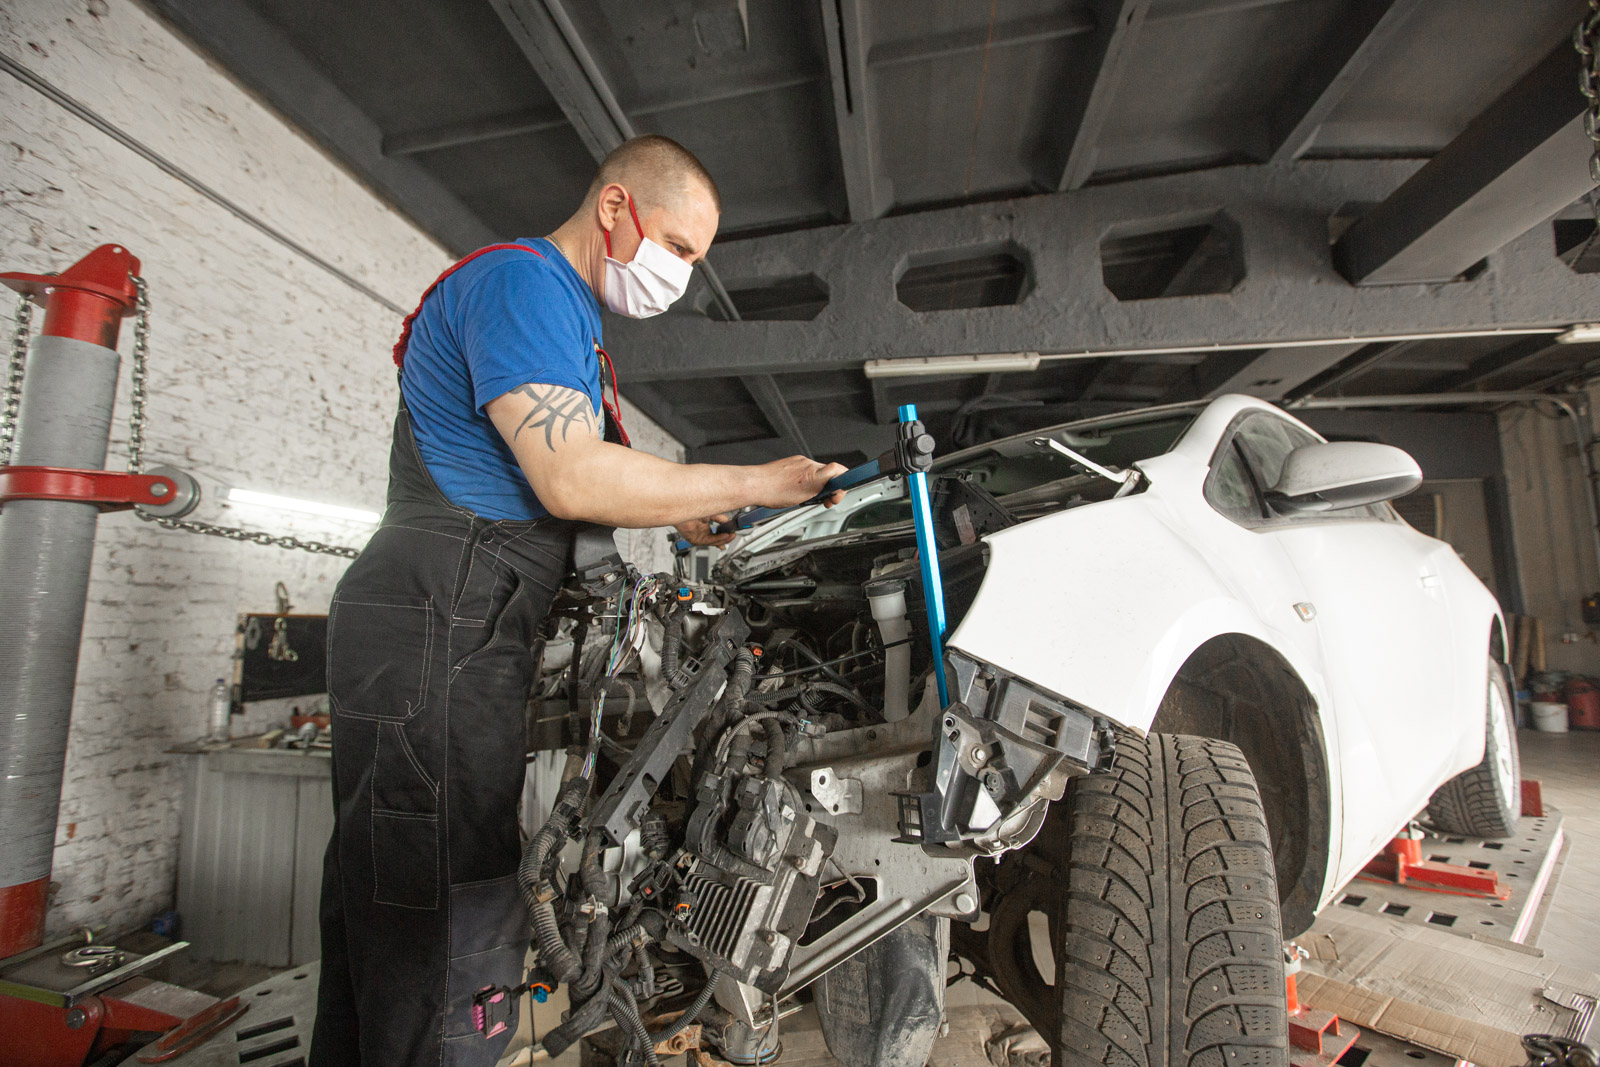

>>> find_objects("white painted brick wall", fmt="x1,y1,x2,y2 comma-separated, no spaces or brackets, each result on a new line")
2,0,682,938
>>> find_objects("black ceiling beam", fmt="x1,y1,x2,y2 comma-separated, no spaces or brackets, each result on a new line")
820,0,892,221
489,0,810,457
621,384,708,450
1333,41,1596,285
1426,335,1560,393
1197,343,1368,400
1058,0,1153,191
384,108,567,156
1267,0,1424,162
487,0,630,159
1282,341,1410,400
870,378,899,425
144,0,496,255
609,162,1600,383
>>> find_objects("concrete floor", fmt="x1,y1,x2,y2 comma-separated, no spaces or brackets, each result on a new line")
1520,728,1600,973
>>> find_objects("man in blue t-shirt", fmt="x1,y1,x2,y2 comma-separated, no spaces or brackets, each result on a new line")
312,136,845,1067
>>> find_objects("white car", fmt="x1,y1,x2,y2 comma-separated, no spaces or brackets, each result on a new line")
715,393,1518,1065
530,394,1517,1067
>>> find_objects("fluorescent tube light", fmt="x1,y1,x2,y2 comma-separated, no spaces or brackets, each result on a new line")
1556,323,1600,344
861,329,1563,380
227,487,380,524
864,352,1041,379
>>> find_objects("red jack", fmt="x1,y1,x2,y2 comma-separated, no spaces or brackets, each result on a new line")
1286,951,1360,1067
1359,827,1509,900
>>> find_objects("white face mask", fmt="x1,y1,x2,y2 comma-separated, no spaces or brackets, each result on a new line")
601,194,693,318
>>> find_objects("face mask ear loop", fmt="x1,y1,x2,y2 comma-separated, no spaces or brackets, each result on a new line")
626,193,645,241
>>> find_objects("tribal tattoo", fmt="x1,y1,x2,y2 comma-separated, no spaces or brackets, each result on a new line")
510,384,597,451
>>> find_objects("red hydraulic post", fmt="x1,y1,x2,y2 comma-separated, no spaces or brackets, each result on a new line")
0,245,140,958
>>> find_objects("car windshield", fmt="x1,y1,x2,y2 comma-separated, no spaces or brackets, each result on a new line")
735,411,1199,553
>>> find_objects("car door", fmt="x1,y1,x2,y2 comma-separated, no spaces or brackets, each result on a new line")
1228,415,1462,876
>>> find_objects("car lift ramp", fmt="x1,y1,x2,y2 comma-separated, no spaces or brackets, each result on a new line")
1294,805,1594,1067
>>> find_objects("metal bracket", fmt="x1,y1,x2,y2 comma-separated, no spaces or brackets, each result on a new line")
0,465,198,516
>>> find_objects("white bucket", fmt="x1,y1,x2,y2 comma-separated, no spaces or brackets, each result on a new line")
1530,701,1569,733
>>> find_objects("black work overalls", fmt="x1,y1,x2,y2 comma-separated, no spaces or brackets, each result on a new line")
310,397,576,1066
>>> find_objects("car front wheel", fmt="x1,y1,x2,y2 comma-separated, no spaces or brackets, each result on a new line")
1424,656,1521,838
1053,732,1288,1067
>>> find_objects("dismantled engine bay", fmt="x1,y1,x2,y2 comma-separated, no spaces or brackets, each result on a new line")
510,502,1117,1065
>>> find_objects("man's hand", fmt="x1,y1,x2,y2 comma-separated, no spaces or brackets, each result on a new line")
755,456,849,509
676,515,736,548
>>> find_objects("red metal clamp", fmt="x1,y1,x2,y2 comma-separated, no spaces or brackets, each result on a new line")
1359,829,1510,899
0,466,179,513
0,244,140,350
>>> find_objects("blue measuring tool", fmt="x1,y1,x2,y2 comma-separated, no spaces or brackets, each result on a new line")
900,403,949,708
707,422,936,537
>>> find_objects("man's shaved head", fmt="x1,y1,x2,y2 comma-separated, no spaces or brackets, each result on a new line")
583,135,721,216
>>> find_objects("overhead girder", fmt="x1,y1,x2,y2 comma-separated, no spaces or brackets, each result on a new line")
819,0,893,221
606,159,1600,383
487,0,811,456
1055,0,1153,191
142,0,496,255
1333,41,1597,285
1266,0,1425,163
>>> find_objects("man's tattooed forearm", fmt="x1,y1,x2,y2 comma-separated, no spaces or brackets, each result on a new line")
511,385,595,451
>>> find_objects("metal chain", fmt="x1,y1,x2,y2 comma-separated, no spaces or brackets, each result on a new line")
135,513,360,558
122,275,361,559
1576,1,1600,224
0,292,32,468
127,276,150,473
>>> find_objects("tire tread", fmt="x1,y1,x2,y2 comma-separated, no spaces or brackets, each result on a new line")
1054,733,1287,1067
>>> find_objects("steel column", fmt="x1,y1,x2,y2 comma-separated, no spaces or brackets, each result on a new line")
0,245,138,957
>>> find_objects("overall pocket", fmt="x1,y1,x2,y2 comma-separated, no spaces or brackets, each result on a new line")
371,721,440,909
327,593,434,722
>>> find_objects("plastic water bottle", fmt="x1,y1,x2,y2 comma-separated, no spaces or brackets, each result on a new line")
207,678,232,742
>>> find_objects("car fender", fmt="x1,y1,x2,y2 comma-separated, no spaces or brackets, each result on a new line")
946,492,1329,736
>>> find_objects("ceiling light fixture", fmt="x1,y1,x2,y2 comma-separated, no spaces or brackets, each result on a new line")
863,352,1041,379
861,328,1564,379
1556,323,1600,344
227,487,381,524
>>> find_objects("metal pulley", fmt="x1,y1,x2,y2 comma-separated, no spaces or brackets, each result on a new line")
135,463,201,519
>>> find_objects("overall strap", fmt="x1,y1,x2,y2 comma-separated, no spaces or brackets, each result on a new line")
595,342,631,447
392,243,544,367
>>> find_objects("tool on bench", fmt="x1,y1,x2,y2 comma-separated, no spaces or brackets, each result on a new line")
707,414,935,536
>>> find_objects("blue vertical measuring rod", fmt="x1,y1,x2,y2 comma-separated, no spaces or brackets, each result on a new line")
900,403,949,707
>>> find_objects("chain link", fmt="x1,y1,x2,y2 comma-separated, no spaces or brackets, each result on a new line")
0,292,32,468
0,273,361,558
136,512,360,558
127,276,150,474
1576,1,1600,223
122,275,358,558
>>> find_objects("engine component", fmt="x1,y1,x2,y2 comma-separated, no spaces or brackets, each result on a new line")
668,753,837,992
864,578,911,721
587,610,750,846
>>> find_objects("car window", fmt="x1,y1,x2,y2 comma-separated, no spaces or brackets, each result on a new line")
1217,413,1396,525
1233,414,1319,492
1207,441,1261,522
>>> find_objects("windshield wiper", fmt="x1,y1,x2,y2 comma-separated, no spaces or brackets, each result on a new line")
1042,438,1143,497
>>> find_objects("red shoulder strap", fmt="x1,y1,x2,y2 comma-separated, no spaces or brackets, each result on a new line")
392,243,543,367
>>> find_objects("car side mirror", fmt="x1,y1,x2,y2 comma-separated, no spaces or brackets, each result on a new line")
1266,441,1422,514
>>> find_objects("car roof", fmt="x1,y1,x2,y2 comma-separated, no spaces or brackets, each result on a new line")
930,392,1299,471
